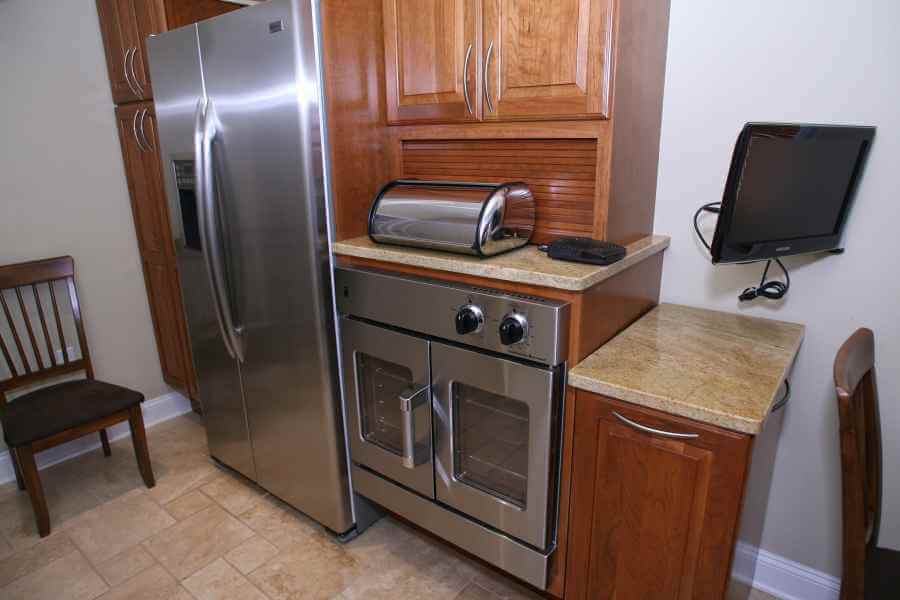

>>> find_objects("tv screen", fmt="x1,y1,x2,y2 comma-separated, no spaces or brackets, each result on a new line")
711,123,875,263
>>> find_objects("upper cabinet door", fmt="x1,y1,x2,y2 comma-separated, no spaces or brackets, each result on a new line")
96,0,165,104
483,0,614,120
383,0,480,124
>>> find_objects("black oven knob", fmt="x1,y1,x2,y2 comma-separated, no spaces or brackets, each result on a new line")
455,305,484,335
499,313,528,345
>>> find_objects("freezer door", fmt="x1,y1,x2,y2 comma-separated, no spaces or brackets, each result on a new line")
196,0,353,533
147,25,255,481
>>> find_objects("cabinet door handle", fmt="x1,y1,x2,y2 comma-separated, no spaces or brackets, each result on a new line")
483,40,495,113
132,109,148,152
123,48,140,97
138,109,155,151
612,411,700,440
128,46,144,95
462,43,473,115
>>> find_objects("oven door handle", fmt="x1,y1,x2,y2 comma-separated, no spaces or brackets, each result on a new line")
400,384,430,469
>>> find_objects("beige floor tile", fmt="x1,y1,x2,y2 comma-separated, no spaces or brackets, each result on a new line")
223,535,279,575
95,545,157,587
66,490,176,565
201,474,267,516
182,558,268,600
342,518,422,573
249,536,362,600
0,549,108,600
0,534,14,560
455,582,500,599
96,564,182,600
469,563,543,600
238,496,323,550
146,459,221,506
165,490,213,521
142,504,255,580
0,531,77,587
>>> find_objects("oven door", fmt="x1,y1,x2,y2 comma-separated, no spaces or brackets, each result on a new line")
340,317,434,498
432,342,562,549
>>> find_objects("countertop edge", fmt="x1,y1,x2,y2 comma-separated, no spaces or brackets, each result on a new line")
332,235,670,292
567,313,806,436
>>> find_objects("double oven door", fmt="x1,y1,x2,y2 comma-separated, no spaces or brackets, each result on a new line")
341,316,562,550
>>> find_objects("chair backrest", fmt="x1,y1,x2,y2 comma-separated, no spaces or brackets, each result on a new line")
833,327,882,600
0,256,93,405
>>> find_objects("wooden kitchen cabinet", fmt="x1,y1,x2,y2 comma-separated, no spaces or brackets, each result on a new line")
382,0,613,123
565,390,752,599
114,102,198,401
96,0,167,104
383,0,480,123
483,0,614,120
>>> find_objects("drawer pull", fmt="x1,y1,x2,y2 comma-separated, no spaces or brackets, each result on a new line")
613,411,699,440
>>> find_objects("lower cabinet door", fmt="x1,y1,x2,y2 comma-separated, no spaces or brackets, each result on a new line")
143,257,190,390
565,390,752,600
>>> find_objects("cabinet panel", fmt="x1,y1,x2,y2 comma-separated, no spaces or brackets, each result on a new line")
143,258,188,389
483,0,613,120
566,391,752,599
383,0,479,123
97,0,165,103
163,0,241,29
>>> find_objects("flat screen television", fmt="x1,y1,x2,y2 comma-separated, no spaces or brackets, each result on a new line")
711,123,875,264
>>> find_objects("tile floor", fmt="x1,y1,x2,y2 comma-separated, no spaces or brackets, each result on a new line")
0,413,780,599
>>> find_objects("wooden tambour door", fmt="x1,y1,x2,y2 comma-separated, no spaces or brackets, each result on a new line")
383,0,480,123
114,102,196,396
566,390,752,599
96,0,166,104
483,0,614,120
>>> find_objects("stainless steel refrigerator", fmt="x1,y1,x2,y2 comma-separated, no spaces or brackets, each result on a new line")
146,0,355,534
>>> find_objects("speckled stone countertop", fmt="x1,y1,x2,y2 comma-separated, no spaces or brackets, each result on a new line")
332,235,669,292
568,304,804,434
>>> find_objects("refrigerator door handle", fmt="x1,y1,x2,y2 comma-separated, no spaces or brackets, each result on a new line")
194,96,244,362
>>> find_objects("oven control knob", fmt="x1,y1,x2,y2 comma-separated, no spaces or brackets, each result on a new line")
455,305,484,335
499,313,528,345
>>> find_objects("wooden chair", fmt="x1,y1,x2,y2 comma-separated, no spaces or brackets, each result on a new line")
834,328,899,599
0,256,155,537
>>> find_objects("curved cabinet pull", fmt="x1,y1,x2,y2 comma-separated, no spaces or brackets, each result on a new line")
128,46,144,96
483,40,495,113
123,48,140,97
462,43,473,115
132,109,148,152
138,109,155,151
612,411,700,440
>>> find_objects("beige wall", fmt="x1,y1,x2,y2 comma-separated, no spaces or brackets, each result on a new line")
0,0,171,450
656,0,900,577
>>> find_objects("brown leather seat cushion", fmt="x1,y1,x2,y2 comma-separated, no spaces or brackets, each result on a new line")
1,379,143,448
867,546,900,599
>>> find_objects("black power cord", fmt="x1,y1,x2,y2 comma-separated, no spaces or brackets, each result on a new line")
693,201,791,302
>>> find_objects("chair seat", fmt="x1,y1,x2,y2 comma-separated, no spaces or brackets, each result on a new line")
867,546,900,599
1,379,144,447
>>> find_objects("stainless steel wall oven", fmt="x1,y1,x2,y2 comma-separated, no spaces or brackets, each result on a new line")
335,267,569,589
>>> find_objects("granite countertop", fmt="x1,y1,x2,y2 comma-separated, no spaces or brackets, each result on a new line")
332,235,670,292
568,304,805,434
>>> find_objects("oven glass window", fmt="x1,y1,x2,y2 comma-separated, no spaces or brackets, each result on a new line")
452,383,529,508
356,353,413,456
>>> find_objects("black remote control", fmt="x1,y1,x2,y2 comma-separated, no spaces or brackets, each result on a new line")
539,237,627,266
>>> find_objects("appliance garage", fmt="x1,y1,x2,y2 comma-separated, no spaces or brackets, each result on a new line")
336,267,569,589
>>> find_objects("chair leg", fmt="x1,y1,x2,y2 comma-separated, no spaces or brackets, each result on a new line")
99,429,111,457
11,448,26,491
128,405,155,488
16,445,50,538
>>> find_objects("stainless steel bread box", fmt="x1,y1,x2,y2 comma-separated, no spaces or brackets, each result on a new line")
368,180,536,257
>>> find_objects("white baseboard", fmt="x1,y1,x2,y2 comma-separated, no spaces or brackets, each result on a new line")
732,541,841,600
0,391,193,485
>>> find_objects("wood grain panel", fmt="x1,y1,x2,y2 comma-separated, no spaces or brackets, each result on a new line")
401,138,598,243
566,391,753,600
163,0,240,29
